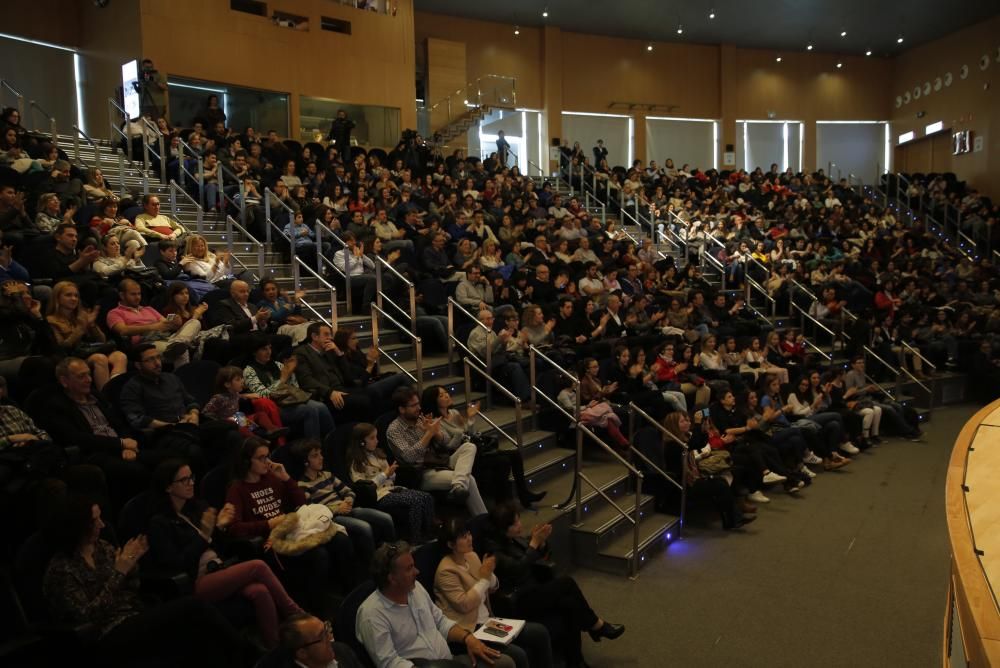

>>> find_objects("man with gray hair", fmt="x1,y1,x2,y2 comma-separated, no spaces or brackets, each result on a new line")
357,542,514,668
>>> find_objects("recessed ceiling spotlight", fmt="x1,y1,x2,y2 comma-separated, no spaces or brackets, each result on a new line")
836,62,843,68
541,8,548,18
514,25,520,35
709,9,716,19
897,35,904,44
776,56,782,62
806,44,813,51
676,24,684,35
646,44,653,52
865,49,872,56
840,30,847,37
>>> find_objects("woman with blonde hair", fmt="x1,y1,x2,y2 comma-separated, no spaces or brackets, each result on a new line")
46,281,127,390
83,167,114,203
180,234,233,284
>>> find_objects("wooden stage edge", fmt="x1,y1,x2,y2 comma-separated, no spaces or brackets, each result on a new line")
944,399,1000,666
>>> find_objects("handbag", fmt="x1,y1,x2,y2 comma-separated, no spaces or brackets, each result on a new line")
696,450,733,475
268,383,312,407
468,431,500,455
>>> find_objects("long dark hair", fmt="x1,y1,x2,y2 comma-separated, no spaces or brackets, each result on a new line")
230,436,270,482
150,459,201,521
420,384,447,418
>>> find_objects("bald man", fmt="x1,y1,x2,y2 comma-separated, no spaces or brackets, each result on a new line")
206,279,293,357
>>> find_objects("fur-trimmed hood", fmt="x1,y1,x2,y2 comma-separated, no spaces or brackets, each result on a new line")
269,504,346,556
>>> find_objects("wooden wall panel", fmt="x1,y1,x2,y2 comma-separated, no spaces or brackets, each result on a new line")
139,0,417,137
891,14,1000,194
425,37,466,139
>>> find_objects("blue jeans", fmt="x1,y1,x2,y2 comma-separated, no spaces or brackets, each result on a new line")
341,507,396,545
280,399,335,439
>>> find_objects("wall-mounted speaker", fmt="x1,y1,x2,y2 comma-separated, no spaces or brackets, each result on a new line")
551,138,561,147
725,144,734,152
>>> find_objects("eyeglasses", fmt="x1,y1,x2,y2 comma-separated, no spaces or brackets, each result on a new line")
298,620,333,649
173,475,196,485
252,454,271,462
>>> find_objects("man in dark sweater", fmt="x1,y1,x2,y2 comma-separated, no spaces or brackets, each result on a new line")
293,322,375,422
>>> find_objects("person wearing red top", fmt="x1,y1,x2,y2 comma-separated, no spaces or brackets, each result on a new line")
222,438,357,612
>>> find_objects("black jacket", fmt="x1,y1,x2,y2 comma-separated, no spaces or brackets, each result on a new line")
41,390,135,455
206,298,256,333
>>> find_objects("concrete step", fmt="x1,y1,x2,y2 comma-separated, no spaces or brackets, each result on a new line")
585,512,681,577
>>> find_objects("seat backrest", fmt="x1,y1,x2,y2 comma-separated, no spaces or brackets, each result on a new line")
200,464,231,510
118,490,156,542
412,541,444,596
334,580,377,668
174,360,222,407
323,421,358,482
14,532,55,624
373,412,397,459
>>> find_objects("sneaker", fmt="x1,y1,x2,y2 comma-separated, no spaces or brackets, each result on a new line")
803,450,823,465
840,442,860,455
799,464,817,478
762,471,787,484
785,480,805,494
823,458,847,471
748,490,770,504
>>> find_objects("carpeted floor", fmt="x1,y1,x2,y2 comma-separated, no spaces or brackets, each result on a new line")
569,404,979,668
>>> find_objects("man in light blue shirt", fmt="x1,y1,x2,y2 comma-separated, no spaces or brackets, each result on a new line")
356,542,513,668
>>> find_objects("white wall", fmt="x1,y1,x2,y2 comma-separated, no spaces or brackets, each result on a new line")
476,109,542,173
816,122,886,184
561,113,631,167
645,118,716,172
736,121,802,173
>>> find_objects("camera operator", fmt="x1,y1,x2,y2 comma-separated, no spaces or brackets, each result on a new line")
138,58,167,119
326,109,355,154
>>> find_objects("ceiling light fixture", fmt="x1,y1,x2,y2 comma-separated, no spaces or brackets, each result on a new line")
806,44,813,51
865,49,872,56
709,9,715,19
897,35,904,44
840,30,847,37
676,24,684,35
541,8,548,18
514,25,520,35
646,44,653,52
776,55,782,62
836,62,843,69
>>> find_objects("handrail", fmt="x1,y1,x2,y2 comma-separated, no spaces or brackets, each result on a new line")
374,255,416,334
901,340,937,372
370,303,422,391
263,188,298,281
627,404,687,539
168,180,205,234
861,345,902,400
68,125,100,171
788,277,819,303
462,359,523,451
225,215,265,281
791,301,838,339
446,298,492,405
315,223,351,314
427,74,517,113
140,116,168,184
0,80,25,119
292,256,339,333
108,97,136,163
27,99,56,140
576,422,645,578
217,161,245,224
176,137,203,196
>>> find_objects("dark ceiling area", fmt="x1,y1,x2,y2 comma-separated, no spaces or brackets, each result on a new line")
414,0,1000,57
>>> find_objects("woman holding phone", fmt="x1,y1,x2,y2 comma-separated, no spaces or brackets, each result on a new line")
421,384,545,508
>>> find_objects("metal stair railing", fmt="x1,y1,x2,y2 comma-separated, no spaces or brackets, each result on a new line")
370,302,423,392
167,180,205,235
900,341,936,411
790,302,838,359
426,74,516,134
139,117,168,185
224,214,265,282
107,97,146,165
67,125,102,172
446,298,492,406
698,241,727,290
27,99,56,142
314,223,352,315
216,162,246,226
462,358,523,452
176,137,204,203
861,345,903,401
263,188,298,281
374,255,417,336
1,80,25,120
527,345,645,578
627,403,687,539
291,255,338,333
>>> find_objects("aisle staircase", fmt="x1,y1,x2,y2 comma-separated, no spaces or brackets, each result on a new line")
55,115,682,578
